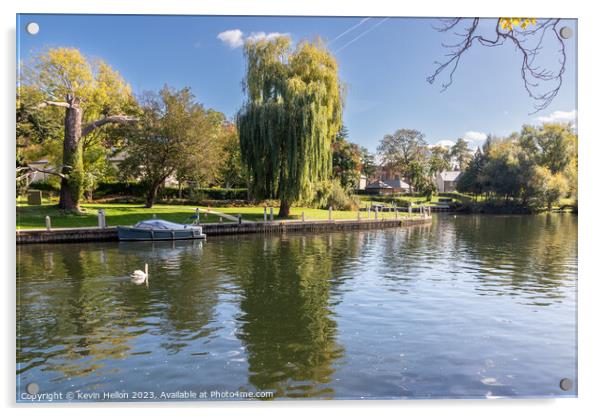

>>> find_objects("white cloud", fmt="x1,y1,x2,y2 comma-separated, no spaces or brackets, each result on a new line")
247,31,289,43
217,29,244,48
536,109,577,124
217,29,289,48
463,131,487,143
433,140,455,148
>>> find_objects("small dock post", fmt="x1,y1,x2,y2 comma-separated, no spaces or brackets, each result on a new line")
302,211,305,222
328,206,333,221
366,205,371,219
408,203,413,215
357,210,361,221
45,215,51,231
269,207,274,221
98,209,106,229
263,206,267,222
238,214,242,225
395,207,398,219
375,206,378,220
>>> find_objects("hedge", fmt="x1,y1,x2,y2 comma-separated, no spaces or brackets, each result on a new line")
28,181,60,193
93,182,248,201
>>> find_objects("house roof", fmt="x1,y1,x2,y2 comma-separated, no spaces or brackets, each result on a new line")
383,179,410,189
366,179,410,190
439,170,463,181
366,180,393,189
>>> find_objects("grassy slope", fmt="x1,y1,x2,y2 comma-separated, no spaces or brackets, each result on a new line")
357,194,458,207
17,202,416,229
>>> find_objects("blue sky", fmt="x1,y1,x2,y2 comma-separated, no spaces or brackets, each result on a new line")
17,14,577,152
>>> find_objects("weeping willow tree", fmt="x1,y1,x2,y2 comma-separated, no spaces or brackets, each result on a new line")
237,37,343,218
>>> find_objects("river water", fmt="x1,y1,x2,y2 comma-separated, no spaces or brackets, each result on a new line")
16,214,577,400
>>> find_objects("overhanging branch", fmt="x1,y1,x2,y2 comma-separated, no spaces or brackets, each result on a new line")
37,101,71,109
82,115,138,136
16,166,67,181
427,18,566,112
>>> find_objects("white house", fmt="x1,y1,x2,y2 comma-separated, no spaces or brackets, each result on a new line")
436,170,463,193
356,174,367,191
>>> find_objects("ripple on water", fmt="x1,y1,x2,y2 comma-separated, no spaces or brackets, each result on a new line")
16,215,577,399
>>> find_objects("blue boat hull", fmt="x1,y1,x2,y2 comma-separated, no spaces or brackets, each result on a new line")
117,226,206,241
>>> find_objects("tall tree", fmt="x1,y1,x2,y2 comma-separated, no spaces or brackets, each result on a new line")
238,37,343,217
457,147,485,196
428,145,452,176
518,123,576,174
121,87,225,207
451,138,472,170
217,122,246,189
332,126,362,190
377,129,428,192
19,48,136,211
360,147,377,181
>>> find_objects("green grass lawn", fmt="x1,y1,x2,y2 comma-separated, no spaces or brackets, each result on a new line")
17,203,226,229
17,201,417,229
357,194,464,207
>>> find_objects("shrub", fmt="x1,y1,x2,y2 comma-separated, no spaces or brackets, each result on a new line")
93,181,248,201
29,181,60,193
311,180,359,210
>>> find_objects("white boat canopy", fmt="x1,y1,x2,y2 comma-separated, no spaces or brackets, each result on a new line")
134,220,192,230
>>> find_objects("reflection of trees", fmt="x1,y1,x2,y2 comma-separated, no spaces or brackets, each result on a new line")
367,214,576,304
16,240,219,383
447,214,577,304
138,241,222,354
17,243,141,381
223,233,360,398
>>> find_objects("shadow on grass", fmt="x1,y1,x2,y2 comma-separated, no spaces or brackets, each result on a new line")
16,204,225,229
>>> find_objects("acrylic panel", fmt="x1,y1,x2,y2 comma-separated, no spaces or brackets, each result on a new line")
16,14,578,402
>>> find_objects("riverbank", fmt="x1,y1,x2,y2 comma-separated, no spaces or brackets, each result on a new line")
16,216,432,244
16,202,420,230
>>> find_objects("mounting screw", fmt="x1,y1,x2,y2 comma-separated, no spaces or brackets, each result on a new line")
559,378,573,391
559,27,573,39
26,22,40,35
26,382,39,395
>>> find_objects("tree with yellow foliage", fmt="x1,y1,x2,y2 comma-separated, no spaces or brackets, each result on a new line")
18,47,137,212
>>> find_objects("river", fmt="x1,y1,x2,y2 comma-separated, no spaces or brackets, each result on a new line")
16,214,577,400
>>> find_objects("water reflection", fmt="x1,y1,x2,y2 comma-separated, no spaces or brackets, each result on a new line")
445,214,577,305
16,214,577,399
226,235,354,398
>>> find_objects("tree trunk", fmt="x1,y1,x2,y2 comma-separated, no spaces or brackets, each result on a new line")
58,97,84,212
145,182,161,208
41,97,136,212
278,199,291,218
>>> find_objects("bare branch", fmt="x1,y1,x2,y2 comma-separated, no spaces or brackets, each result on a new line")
82,115,138,136
427,18,566,112
37,100,71,109
16,166,67,181
426,18,480,91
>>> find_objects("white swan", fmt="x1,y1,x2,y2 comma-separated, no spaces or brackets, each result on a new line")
131,263,149,286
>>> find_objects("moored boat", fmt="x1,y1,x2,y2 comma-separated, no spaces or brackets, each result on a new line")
117,219,206,241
